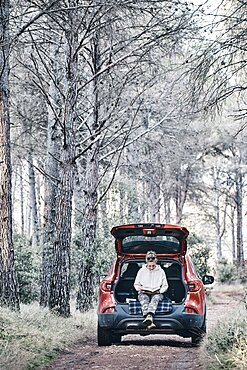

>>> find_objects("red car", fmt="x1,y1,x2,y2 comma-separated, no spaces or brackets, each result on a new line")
97,223,214,346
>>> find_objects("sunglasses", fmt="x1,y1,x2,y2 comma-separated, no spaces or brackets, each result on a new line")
147,256,156,261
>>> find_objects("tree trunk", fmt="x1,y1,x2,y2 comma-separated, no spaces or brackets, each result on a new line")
77,28,101,312
76,148,99,311
49,159,75,316
164,193,171,224
28,153,40,248
175,166,190,224
214,190,222,259
212,166,223,259
26,199,32,242
235,167,245,273
48,1,78,316
40,39,62,308
149,182,161,223
19,163,25,236
99,190,110,234
128,179,142,223
119,179,128,223
137,175,147,222
0,0,20,310
230,204,236,261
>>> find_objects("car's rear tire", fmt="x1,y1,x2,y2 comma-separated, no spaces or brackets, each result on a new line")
112,334,122,344
191,313,206,346
201,312,207,333
97,323,112,346
191,332,203,345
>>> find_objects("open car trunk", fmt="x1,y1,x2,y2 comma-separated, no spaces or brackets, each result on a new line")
114,259,186,304
111,224,189,257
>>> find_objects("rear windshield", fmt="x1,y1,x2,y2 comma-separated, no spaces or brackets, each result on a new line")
122,235,180,254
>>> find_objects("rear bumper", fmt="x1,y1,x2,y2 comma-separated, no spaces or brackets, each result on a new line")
98,303,204,336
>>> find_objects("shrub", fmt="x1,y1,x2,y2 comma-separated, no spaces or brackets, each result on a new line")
216,258,238,284
0,303,97,370
71,230,115,296
202,305,247,369
14,234,40,304
206,317,246,354
232,336,247,369
188,233,211,278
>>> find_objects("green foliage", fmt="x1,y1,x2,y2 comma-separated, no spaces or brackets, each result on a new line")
13,234,40,304
71,229,115,294
188,233,211,278
216,258,238,284
94,235,116,274
244,286,247,311
206,317,246,354
70,233,83,291
0,303,96,370
203,306,247,369
231,336,247,369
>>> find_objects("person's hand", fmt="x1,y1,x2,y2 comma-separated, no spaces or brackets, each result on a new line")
140,289,160,294
140,289,151,293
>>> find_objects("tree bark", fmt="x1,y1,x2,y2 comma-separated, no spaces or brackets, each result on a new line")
40,38,62,308
175,166,191,224
48,1,78,316
28,152,40,248
128,179,142,223
213,167,222,259
230,204,236,261
148,181,161,223
19,163,25,236
0,0,20,310
76,148,99,311
164,193,171,224
49,159,75,316
235,167,245,273
76,27,101,312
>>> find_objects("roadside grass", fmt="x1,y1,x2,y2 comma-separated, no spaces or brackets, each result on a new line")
202,283,247,370
0,302,97,370
212,282,246,295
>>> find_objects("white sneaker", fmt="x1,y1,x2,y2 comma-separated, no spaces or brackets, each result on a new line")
147,322,156,329
143,314,153,326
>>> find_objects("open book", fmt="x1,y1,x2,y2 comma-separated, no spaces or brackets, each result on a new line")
141,288,160,294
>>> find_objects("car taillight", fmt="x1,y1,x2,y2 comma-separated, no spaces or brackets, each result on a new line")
187,281,201,292
103,307,115,313
185,307,197,314
102,282,112,292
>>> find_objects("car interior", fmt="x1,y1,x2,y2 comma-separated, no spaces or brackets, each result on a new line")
114,260,186,304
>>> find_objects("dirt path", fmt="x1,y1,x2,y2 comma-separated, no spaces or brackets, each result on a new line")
44,288,242,370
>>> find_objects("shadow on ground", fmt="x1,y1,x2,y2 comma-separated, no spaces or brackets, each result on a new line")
121,335,193,348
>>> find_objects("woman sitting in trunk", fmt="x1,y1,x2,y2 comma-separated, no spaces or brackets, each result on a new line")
134,250,168,329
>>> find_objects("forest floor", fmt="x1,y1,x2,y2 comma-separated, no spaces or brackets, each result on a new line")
44,287,243,370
